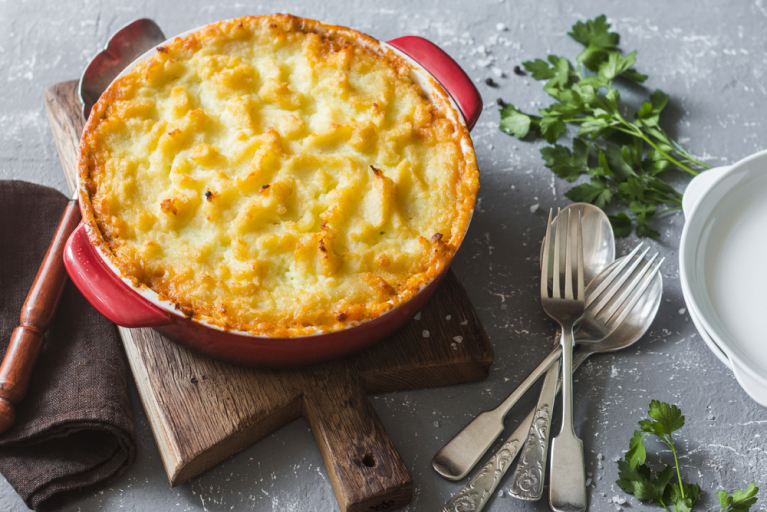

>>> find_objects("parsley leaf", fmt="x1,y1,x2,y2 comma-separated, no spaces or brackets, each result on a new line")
616,401,759,512
608,213,632,238
539,116,567,143
568,15,619,49
646,399,685,435
625,431,649,468
599,51,638,82
568,15,619,72
540,143,589,181
499,104,538,138
654,466,676,498
498,15,710,237
566,178,612,209
523,58,557,80
720,483,760,512
617,460,659,502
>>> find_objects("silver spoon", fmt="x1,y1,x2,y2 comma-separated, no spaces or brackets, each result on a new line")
79,18,166,119
547,203,615,285
442,253,663,511
508,207,619,501
432,203,615,481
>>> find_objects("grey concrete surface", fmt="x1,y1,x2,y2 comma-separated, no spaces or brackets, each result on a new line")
1,0,766,510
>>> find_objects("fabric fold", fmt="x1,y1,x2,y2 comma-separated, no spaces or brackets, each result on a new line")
0,180,136,510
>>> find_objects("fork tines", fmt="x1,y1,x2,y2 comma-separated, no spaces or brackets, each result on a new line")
541,208,585,301
588,244,665,328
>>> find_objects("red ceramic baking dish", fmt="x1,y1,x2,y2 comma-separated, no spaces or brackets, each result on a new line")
63,19,482,367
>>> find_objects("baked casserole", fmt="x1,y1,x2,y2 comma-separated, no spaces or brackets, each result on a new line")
78,14,479,336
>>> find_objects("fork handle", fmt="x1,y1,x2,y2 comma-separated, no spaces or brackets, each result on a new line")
443,348,594,511
549,325,587,512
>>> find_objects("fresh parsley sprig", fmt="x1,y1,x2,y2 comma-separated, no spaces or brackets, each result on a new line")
499,15,711,238
617,400,759,512
720,483,759,512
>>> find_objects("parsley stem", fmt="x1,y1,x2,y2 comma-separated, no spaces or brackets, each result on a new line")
677,154,711,170
617,121,701,177
563,112,702,177
670,142,711,169
657,206,683,215
668,432,685,500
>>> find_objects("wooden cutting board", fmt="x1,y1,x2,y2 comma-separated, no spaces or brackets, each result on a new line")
44,80,493,512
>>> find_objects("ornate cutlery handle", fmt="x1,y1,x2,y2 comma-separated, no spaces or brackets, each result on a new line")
443,346,594,511
433,348,561,480
508,359,560,500
442,408,532,512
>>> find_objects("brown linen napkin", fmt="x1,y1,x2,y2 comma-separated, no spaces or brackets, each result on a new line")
0,180,136,510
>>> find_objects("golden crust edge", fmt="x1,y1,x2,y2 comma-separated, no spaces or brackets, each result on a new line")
76,13,480,337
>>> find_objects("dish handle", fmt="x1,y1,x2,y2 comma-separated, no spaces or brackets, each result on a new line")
732,363,767,407
682,166,730,217
387,36,482,131
64,223,172,328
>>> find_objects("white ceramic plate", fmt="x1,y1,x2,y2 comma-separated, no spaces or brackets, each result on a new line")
680,151,767,406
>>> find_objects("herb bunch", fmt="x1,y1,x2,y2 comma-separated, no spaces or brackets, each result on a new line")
499,15,710,237
617,400,759,512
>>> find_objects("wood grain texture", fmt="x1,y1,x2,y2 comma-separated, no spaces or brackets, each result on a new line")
43,81,83,193
45,80,493,512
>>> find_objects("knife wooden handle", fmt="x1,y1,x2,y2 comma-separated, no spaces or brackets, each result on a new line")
0,199,82,433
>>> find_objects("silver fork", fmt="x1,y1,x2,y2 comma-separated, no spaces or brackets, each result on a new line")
541,208,587,512
442,247,665,512
509,243,665,501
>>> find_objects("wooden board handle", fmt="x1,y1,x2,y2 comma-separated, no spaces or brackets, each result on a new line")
0,199,82,433
303,367,412,512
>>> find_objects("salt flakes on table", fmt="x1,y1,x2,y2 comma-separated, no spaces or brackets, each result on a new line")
453,336,463,343
477,58,494,68
461,320,468,325
414,312,421,321
422,330,430,338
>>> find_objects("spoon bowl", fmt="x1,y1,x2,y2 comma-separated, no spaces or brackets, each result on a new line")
544,203,615,285
577,254,663,354
79,19,166,119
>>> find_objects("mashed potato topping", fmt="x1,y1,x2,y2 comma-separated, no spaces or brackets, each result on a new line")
78,14,479,336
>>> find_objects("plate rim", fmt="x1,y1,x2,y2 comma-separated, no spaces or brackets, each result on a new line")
679,148,767,394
